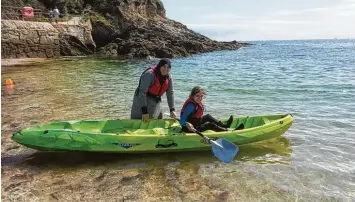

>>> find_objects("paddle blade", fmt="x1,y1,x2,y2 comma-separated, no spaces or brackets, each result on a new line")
211,138,239,163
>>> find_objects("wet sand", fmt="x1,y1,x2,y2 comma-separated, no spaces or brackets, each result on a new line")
1,58,51,67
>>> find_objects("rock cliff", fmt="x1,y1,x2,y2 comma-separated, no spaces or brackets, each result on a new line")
1,0,248,59
89,0,248,58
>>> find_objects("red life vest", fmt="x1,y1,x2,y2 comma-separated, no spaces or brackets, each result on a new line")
180,97,204,118
147,66,169,96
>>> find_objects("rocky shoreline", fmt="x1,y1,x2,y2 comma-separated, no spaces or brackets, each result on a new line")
96,18,249,59
1,0,249,59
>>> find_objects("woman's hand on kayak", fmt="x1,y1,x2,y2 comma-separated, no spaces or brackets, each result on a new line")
186,122,196,132
142,114,149,123
170,111,177,118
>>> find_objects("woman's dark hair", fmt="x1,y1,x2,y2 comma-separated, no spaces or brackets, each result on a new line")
190,86,206,97
154,58,171,85
156,58,171,69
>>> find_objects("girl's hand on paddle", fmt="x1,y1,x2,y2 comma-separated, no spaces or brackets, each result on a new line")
170,111,177,118
186,122,195,132
142,114,149,123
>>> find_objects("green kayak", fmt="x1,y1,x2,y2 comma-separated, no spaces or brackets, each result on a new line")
12,114,293,153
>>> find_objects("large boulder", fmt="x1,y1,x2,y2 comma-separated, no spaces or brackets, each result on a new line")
54,19,96,56
91,21,119,49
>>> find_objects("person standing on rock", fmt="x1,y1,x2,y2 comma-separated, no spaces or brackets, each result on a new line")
131,58,177,122
53,6,60,23
48,9,53,23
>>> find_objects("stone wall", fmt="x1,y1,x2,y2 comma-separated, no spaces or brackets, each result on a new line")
1,20,60,58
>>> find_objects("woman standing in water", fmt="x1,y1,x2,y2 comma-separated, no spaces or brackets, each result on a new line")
131,59,177,122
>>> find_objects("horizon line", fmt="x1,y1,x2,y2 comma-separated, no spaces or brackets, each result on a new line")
217,37,355,42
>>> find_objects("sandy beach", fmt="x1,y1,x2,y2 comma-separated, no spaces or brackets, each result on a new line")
1,58,51,67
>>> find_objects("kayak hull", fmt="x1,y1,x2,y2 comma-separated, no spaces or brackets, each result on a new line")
12,114,293,153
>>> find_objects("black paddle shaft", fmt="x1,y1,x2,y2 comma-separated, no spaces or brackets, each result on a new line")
193,129,211,142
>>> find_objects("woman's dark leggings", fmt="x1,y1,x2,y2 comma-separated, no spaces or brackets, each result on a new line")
182,114,227,132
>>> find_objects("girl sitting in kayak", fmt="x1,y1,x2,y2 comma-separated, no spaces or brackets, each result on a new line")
180,86,234,132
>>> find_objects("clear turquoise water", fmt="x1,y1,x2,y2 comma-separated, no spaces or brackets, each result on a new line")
2,39,355,200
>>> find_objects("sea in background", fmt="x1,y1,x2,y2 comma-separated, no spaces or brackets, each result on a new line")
2,39,355,201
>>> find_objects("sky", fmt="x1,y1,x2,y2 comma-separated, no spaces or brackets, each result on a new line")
162,0,355,41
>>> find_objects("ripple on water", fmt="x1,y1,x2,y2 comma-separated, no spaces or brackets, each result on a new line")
2,39,355,201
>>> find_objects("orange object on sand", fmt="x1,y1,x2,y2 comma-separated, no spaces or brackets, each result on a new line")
6,79,13,86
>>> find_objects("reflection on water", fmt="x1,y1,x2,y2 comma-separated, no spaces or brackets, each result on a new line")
3,39,355,201
2,137,292,169
237,137,292,164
